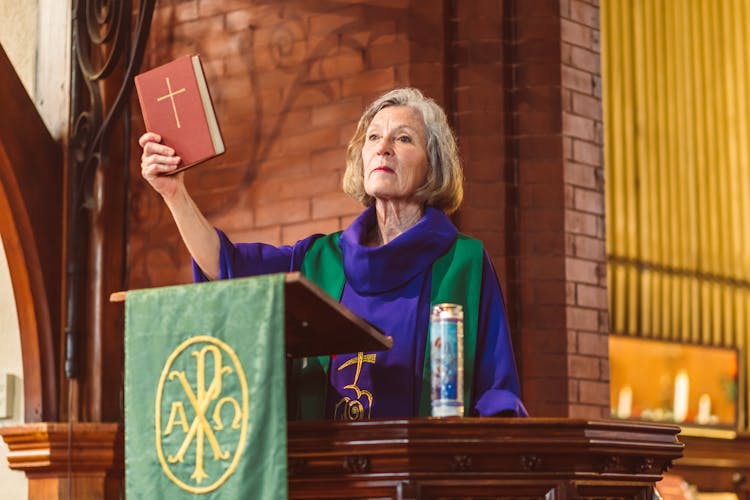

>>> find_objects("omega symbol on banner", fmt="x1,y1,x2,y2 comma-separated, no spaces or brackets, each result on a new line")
155,335,249,494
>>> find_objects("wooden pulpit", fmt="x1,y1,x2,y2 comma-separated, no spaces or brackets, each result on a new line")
0,274,684,499
118,272,392,498
109,272,394,357
287,418,684,499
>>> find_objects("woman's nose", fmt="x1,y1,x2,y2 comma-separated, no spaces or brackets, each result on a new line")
376,138,392,156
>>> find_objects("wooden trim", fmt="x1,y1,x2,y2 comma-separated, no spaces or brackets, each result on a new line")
0,44,62,422
288,418,684,498
0,422,122,500
0,422,122,473
0,418,683,499
671,433,750,498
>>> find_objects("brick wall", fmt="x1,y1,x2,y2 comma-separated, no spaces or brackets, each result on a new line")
560,0,608,418
129,0,420,286
449,0,508,284
509,0,607,418
126,0,608,417
490,0,607,418
512,0,569,417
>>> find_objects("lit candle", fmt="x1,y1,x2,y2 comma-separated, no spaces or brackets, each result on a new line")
673,370,690,423
616,385,633,419
696,393,712,425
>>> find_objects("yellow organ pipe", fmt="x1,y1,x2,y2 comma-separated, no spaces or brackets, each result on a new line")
602,0,750,428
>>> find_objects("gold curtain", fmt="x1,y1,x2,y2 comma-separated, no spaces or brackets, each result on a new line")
601,0,750,426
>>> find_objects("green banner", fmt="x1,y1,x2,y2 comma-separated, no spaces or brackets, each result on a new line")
125,274,287,499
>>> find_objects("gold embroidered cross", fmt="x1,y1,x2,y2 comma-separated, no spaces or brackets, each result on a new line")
157,77,187,128
338,352,376,387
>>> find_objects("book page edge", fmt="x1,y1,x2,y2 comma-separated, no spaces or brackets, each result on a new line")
191,55,225,155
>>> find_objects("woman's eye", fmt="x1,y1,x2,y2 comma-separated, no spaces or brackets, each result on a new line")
397,135,412,143
367,134,379,141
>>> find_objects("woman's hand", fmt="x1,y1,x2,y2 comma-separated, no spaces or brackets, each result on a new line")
139,132,184,200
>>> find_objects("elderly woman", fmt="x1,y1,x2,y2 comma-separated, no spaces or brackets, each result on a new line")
139,87,527,419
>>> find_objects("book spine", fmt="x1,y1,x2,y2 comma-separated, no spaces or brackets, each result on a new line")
134,76,153,132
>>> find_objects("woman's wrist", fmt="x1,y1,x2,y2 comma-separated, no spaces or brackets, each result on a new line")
162,181,188,208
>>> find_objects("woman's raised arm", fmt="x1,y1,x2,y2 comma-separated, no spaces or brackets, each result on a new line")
139,132,220,279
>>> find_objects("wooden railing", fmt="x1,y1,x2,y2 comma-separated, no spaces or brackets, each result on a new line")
674,431,750,499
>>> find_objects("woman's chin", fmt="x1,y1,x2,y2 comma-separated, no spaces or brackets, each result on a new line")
369,195,423,208
365,187,395,200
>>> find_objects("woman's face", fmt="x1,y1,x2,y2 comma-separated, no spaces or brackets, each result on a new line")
362,106,429,204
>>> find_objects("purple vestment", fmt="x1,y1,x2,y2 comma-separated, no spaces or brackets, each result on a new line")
194,206,528,418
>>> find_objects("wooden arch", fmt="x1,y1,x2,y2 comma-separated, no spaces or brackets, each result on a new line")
0,45,62,422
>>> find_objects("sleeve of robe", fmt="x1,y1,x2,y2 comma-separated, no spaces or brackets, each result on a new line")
473,253,529,417
192,228,320,281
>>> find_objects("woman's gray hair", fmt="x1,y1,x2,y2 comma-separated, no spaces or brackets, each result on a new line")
342,88,463,214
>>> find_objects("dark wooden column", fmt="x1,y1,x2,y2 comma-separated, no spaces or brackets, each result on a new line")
63,0,154,422
64,0,129,423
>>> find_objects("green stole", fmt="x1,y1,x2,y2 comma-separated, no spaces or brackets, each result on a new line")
292,231,483,419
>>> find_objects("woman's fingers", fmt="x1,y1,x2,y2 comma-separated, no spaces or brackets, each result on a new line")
142,156,181,173
142,141,175,158
141,161,181,178
138,133,185,200
142,153,180,166
157,158,181,171
138,132,162,148
140,136,181,176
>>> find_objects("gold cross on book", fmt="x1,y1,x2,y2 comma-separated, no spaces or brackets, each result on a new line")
157,77,187,128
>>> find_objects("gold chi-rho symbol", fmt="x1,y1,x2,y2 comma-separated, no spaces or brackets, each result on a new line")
155,335,249,494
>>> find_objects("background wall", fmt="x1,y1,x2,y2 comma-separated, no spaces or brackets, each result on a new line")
128,1,447,285
127,0,608,418
0,1,37,97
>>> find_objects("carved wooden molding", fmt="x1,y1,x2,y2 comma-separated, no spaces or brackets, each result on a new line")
343,455,370,474
520,453,542,472
0,422,122,475
288,418,684,498
451,454,472,472
637,457,655,473
599,455,621,473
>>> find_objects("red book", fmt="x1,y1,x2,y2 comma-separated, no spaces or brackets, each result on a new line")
134,54,224,173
